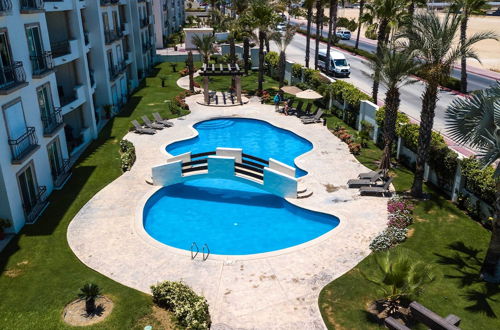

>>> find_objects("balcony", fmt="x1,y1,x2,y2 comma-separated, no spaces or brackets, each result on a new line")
41,107,63,136
51,39,79,65
53,158,71,189
59,85,85,115
0,62,28,95
8,127,39,164
0,0,12,15
104,29,121,44
84,31,89,46
44,0,73,11
20,0,44,13
51,40,70,58
140,17,148,28
142,41,152,53
109,61,126,81
89,70,96,89
30,51,54,78
23,185,48,224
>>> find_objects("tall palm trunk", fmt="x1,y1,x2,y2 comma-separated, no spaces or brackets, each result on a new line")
258,30,265,93
265,35,270,53
230,36,236,89
381,86,400,171
481,179,500,281
372,18,388,104
305,4,313,68
278,51,286,87
460,13,468,93
326,0,338,73
243,37,250,75
411,80,439,197
355,0,364,49
187,51,195,92
314,1,323,70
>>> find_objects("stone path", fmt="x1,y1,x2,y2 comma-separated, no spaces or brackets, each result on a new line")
67,94,388,329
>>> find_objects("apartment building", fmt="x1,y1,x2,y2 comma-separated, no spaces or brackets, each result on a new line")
0,0,155,234
153,0,185,48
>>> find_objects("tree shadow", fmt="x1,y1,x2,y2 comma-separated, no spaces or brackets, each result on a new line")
463,284,500,318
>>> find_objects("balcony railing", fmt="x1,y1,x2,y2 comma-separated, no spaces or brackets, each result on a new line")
89,70,95,87
30,51,54,77
0,0,12,14
58,88,77,107
51,40,70,58
53,158,71,188
100,0,111,5
41,107,63,135
104,29,119,44
0,61,27,93
140,17,148,28
8,127,38,163
84,31,89,45
20,0,44,12
23,185,48,224
142,41,152,53
109,62,126,80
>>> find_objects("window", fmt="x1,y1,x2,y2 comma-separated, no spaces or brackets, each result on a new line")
37,83,54,120
3,100,27,140
47,138,63,181
17,162,38,214
0,30,15,87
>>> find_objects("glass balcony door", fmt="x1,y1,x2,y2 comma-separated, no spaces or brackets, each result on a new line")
26,25,46,73
47,138,63,181
0,31,14,87
18,164,38,214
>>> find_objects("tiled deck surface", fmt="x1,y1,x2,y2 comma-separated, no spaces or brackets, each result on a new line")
67,94,388,329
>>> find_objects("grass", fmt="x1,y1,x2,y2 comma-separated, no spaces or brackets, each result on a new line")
319,114,500,329
194,71,280,95
0,63,187,329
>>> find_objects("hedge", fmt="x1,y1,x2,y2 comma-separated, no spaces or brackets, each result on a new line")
119,139,136,172
460,157,496,204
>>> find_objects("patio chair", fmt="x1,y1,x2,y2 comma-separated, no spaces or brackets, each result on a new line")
347,173,382,188
301,109,324,124
296,103,312,117
289,100,303,115
300,106,318,119
358,169,382,180
141,115,164,130
153,112,174,127
360,177,394,197
131,120,155,135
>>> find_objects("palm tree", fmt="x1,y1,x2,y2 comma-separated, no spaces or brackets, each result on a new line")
249,0,278,93
363,0,407,104
452,0,489,93
237,14,258,76
192,34,217,66
325,0,338,73
271,25,296,87
314,0,326,70
304,0,314,68
401,11,497,197
372,45,419,172
186,51,195,92
78,283,102,315
445,82,500,282
363,248,436,315
354,0,365,50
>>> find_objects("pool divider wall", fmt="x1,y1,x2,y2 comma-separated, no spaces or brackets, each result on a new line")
166,151,192,163
263,168,298,198
208,156,235,178
215,147,242,163
152,160,183,186
268,158,296,178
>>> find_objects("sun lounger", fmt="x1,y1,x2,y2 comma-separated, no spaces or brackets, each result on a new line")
301,109,324,124
300,106,319,119
360,177,393,197
289,100,303,115
131,120,155,134
358,169,383,180
347,173,382,188
141,115,164,130
296,103,312,117
153,112,174,127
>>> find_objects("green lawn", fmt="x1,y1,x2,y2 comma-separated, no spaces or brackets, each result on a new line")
0,63,186,329
319,114,500,329
194,71,280,95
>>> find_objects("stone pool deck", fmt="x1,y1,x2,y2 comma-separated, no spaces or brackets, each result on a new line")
67,94,388,329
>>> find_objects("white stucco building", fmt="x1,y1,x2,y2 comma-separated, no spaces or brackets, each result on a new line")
0,0,155,234
152,0,185,48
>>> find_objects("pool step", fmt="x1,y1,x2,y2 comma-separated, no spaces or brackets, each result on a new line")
297,188,313,199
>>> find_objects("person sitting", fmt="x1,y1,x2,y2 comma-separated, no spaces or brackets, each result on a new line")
283,101,290,116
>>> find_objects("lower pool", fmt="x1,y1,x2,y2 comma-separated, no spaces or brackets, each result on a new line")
143,178,340,255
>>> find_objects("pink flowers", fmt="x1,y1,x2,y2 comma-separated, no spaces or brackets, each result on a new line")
387,196,414,229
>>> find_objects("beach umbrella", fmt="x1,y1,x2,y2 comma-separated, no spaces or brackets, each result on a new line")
296,89,323,100
280,86,303,95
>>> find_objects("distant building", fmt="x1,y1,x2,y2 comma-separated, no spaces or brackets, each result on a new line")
0,0,155,233
153,0,186,48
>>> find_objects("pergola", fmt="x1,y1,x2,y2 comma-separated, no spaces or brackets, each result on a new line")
199,63,243,105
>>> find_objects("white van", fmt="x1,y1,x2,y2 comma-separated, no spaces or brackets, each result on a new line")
318,49,351,78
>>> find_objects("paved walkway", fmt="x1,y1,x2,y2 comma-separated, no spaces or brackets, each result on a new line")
67,94,388,329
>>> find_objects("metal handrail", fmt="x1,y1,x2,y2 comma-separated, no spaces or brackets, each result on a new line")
23,185,47,224
191,242,199,260
20,0,44,11
0,0,12,13
0,61,26,89
41,107,63,135
30,51,54,76
51,40,70,58
8,127,38,161
202,244,210,261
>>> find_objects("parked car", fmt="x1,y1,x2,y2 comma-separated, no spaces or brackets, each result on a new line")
276,24,286,32
318,49,351,78
336,30,351,40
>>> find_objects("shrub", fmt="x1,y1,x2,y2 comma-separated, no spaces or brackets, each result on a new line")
264,51,279,69
370,227,408,252
460,157,496,204
119,139,136,172
292,63,303,78
179,67,189,77
387,195,414,229
365,24,378,40
348,143,361,155
151,281,211,329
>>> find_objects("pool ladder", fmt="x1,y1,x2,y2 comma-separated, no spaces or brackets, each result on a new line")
191,242,210,261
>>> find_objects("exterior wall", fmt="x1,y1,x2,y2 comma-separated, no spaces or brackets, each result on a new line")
0,0,156,234
184,27,213,50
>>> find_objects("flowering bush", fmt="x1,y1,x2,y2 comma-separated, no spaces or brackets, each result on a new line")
370,227,408,252
348,143,361,155
179,67,189,77
386,196,414,228
151,281,211,329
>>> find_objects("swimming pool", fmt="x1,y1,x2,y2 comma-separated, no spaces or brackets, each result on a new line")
166,118,313,177
143,178,340,255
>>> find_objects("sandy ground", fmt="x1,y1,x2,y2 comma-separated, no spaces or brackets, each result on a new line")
312,8,500,72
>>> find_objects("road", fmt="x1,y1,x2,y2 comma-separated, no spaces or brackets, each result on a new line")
271,32,476,155
289,18,499,92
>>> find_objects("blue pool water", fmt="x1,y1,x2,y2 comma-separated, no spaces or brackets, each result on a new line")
144,178,340,255
166,118,313,177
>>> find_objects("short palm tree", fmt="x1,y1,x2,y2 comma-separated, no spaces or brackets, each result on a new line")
271,25,296,87
445,82,500,282
304,0,314,68
325,0,339,73
371,45,419,172
452,0,490,93
78,283,102,315
186,51,195,92
363,248,436,315
363,0,408,104
192,34,217,66
401,11,497,197
249,0,278,93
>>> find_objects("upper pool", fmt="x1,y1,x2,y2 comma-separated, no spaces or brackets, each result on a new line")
166,118,313,177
